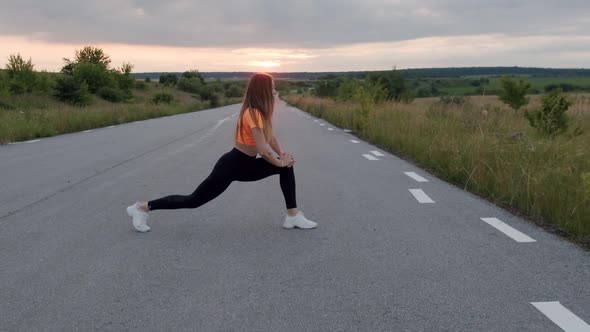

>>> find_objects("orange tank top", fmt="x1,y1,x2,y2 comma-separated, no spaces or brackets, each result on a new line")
236,108,264,146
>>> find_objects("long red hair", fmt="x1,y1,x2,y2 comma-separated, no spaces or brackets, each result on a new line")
235,73,275,143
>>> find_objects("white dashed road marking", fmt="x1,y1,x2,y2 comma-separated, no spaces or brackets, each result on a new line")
371,150,384,157
350,140,360,143
314,120,319,122
409,189,435,203
344,129,352,132
480,218,536,243
404,172,429,182
320,123,325,126
531,302,590,332
362,154,379,161
328,128,334,131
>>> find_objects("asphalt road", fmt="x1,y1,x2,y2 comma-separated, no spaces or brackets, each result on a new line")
1,101,589,331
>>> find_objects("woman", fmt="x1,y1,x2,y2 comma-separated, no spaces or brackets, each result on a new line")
126,73,317,232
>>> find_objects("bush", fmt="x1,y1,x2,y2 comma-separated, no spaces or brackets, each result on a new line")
35,71,53,93
152,92,173,104
182,70,205,83
499,76,531,112
53,75,92,105
73,62,115,93
145,76,151,83
525,89,572,137
439,95,467,105
177,77,204,94
209,93,220,108
366,70,407,101
135,81,148,90
97,86,126,103
225,84,243,98
159,73,178,86
5,54,36,94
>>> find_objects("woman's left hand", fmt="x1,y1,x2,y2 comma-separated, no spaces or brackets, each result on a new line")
285,152,295,167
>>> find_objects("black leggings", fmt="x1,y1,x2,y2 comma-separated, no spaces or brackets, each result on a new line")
148,148,296,210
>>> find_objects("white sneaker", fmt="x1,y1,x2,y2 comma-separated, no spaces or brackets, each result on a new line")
126,202,151,232
283,211,317,229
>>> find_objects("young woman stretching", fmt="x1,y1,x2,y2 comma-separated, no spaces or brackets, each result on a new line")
126,73,318,232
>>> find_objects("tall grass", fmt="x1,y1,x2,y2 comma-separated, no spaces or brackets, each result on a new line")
285,94,590,245
0,85,242,144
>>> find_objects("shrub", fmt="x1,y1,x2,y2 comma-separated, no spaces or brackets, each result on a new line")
177,77,204,94
5,54,36,94
53,75,92,105
74,46,111,68
145,76,151,83
225,84,243,98
73,62,115,93
209,93,220,108
97,86,126,102
499,76,531,112
199,85,215,101
439,95,467,105
182,70,205,83
525,89,572,137
152,92,173,104
35,71,53,93
135,81,147,90
159,73,178,86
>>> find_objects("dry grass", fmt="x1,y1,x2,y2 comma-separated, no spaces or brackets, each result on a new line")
285,94,590,245
0,83,242,144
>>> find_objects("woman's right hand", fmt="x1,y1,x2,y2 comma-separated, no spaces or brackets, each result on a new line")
279,152,294,167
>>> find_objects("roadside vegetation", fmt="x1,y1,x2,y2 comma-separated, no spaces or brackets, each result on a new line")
284,71,590,245
0,47,244,143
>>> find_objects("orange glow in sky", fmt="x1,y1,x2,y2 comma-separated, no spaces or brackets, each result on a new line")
251,60,281,68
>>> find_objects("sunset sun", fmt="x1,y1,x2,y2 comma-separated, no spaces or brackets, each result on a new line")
252,60,280,68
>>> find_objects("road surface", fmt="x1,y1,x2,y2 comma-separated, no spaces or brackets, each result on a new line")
1,101,589,331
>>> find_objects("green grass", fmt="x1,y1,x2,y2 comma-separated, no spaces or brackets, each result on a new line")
409,76,590,97
285,94,590,246
0,82,242,144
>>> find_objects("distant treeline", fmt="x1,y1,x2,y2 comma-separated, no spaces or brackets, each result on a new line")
134,67,590,81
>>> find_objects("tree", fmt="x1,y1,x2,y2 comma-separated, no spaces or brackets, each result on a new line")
366,70,407,101
524,89,572,137
74,46,111,68
159,73,178,86
498,76,531,112
182,70,205,84
5,54,36,94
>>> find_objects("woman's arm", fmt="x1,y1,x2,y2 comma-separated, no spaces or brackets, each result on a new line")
251,128,292,167
269,135,283,155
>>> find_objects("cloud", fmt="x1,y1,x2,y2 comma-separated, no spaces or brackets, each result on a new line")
1,0,589,49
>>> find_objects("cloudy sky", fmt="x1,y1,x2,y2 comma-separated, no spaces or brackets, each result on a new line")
1,0,589,72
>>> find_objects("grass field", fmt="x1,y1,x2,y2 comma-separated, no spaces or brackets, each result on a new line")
410,76,590,96
0,81,242,144
284,94,590,246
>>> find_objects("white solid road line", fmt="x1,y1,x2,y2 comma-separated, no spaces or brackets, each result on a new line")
371,150,384,157
362,154,379,160
409,189,436,203
531,302,590,332
404,171,429,182
82,129,93,133
350,139,360,143
344,129,352,132
106,125,115,128
25,139,41,143
480,218,536,243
